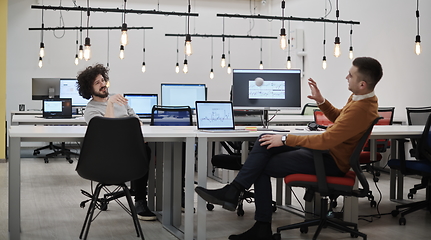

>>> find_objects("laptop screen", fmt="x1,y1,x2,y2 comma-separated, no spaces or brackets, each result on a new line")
42,98,72,118
195,101,235,130
123,94,158,117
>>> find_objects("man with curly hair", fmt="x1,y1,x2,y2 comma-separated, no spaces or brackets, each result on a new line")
77,63,156,221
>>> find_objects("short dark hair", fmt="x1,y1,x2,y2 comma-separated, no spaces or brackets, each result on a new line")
352,57,383,90
76,64,110,99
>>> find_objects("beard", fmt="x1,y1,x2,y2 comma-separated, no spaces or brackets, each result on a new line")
93,87,109,98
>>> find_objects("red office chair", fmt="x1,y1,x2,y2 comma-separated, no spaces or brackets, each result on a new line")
273,117,381,240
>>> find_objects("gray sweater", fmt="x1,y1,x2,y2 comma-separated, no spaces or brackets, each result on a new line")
84,95,139,124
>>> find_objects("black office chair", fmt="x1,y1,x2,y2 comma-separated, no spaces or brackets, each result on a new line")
404,106,431,199
273,117,381,240
76,117,149,240
33,141,79,163
388,113,431,225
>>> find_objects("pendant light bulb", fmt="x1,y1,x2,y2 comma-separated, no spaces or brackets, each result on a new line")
38,57,43,68
280,28,287,50
334,37,341,58
74,54,79,65
183,59,188,74
415,35,421,55
227,64,232,74
120,23,128,46
259,61,264,70
175,62,180,73
78,45,84,60
322,56,327,70
286,56,292,69
83,37,91,61
184,34,193,56
349,46,354,60
209,69,214,79
119,45,125,59
141,62,146,73
39,42,45,58
220,54,226,68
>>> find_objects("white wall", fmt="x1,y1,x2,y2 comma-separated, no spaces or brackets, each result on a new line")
6,0,431,123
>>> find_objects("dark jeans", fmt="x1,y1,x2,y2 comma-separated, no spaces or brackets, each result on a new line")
131,143,152,202
234,134,345,222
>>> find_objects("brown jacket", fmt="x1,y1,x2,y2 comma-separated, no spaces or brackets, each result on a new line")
285,95,379,173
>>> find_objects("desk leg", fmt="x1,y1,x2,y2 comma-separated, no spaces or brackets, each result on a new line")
184,137,195,240
162,143,174,229
172,143,183,227
155,143,164,211
197,137,208,240
147,142,156,211
9,137,21,240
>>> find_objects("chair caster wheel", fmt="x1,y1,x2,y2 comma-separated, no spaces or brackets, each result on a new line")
33,150,40,155
399,217,406,225
407,193,414,199
237,208,244,216
370,200,377,208
272,204,277,212
391,210,399,217
375,171,381,177
206,203,214,211
67,158,73,164
272,233,281,240
44,157,49,163
300,226,308,233
331,200,338,208
100,201,108,211
373,177,379,182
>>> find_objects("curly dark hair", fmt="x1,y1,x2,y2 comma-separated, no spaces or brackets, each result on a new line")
76,64,110,99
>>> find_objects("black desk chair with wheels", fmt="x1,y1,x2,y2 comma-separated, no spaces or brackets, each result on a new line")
388,113,431,225
273,117,381,240
76,117,149,240
405,106,431,199
33,142,79,163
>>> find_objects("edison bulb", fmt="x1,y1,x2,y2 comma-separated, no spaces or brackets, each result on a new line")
227,64,232,74
120,23,128,46
183,60,188,74
259,61,263,70
74,54,79,65
78,45,84,60
175,63,180,73
83,37,91,61
39,42,45,58
220,54,226,68
185,35,193,56
38,57,43,68
209,69,214,79
119,45,125,60
322,56,327,70
349,46,354,60
279,28,287,50
334,37,341,58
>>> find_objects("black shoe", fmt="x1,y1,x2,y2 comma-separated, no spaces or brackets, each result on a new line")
229,221,273,240
195,184,241,211
134,200,157,221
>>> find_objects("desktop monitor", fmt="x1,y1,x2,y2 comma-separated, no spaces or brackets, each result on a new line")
232,69,301,110
161,83,206,109
59,79,90,107
123,93,158,118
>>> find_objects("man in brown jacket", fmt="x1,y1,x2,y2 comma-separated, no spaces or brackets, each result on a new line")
195,57,383,240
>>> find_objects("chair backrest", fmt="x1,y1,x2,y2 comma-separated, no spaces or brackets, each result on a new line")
350,117,382,197
406,106,431,125
415,113,431,162
313,109,333,126
150,105,193,126
376,107,395,125
301,103,318,115
76,117,149,185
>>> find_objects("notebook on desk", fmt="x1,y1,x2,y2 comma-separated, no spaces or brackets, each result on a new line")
195,101,248,132
42,98,73,119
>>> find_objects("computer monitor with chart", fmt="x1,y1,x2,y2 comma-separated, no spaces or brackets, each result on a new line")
123,93,158,118
59,79,90,107
232,69,301,110
161,83,206,109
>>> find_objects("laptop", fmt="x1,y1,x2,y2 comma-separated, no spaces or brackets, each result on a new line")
195,101,248,132
123,93,158,118
42,98,73,119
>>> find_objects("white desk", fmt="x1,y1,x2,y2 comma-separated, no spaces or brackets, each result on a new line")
8,125,196,240
12,115,87,125
194,125,424,240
